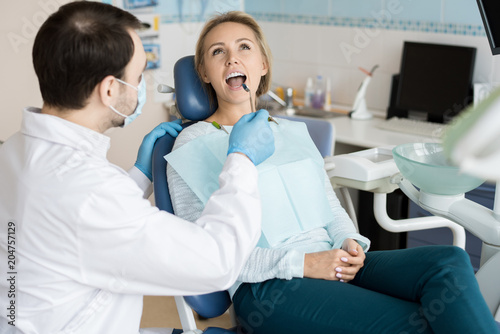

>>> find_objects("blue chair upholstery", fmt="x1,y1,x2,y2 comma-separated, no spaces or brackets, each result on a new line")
173,55,217,122
153,56,236,332
152,121,192,214
153,55,335,333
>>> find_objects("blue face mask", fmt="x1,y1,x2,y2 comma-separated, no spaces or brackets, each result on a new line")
109,74,146,127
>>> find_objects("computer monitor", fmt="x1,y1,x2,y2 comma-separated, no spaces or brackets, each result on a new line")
477,0,500,55
395,41,476,124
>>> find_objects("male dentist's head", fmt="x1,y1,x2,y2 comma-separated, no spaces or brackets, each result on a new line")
32,1,147,133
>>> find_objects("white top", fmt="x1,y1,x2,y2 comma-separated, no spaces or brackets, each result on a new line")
0,108,262,334
167,121,370,297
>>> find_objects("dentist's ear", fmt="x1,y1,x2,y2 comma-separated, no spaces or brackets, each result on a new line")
99,75,118,106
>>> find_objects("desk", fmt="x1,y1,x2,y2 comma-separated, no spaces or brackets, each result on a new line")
290,111,438,155
277,103,430,150
326,114,438,153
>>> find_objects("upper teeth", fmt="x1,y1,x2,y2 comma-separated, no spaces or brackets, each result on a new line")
226,72,245,80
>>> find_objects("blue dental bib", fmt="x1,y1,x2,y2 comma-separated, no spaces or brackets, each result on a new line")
166,119,334,248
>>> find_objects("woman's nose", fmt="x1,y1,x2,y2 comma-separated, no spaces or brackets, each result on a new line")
226,52,239,66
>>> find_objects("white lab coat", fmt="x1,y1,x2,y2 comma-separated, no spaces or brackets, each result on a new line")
0,108,262,334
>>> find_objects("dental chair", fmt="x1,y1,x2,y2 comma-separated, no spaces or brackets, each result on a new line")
152,56,336,333
152,56,234,334
153,55,500,332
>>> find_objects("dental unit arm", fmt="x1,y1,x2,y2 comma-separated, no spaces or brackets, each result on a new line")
443,85,500,320
444,86,500,183
325,148,467,248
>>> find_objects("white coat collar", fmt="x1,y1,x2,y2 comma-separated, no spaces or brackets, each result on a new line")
22,107,111,159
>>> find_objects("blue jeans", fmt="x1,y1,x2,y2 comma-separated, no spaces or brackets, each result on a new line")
233,245,499,334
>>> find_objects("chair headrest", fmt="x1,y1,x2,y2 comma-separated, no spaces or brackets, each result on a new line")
174,55,218,121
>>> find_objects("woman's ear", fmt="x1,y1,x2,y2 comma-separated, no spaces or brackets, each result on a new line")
199,65,211,83
261,59,269,76
202,73,210,83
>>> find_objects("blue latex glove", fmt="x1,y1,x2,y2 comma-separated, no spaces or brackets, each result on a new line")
228,109,275,165
135,119,183,181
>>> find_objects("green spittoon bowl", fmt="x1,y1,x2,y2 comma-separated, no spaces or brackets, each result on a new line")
392,143,485,196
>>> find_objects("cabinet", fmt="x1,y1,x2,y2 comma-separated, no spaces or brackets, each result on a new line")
357,190,408,251
407,183,496,271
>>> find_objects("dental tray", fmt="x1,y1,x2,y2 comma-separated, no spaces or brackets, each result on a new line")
327,146,397,181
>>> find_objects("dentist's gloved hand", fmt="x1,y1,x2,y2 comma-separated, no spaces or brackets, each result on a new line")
227,109,275,165
135,119,183,181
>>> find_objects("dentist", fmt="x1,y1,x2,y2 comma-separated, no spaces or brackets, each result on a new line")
0,2,274,334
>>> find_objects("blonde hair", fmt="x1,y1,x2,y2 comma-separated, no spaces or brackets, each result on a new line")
195,11,272,101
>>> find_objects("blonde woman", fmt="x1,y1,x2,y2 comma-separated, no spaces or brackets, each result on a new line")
166,11,499,334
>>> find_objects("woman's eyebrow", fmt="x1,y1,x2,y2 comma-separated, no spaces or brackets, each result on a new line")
207,42,225,50
236,38,253,44
207,38,254,51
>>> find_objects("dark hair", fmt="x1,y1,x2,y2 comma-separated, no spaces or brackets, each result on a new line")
32,1,142,110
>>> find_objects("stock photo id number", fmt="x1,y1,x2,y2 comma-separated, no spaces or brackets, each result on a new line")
6,221,17,326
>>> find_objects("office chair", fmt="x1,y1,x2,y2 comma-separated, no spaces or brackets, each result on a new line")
152,55,335,333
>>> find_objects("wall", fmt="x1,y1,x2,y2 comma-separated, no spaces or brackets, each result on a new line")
0,0,63,142
246,0,500,112
0,0,160,170
2,0,499,169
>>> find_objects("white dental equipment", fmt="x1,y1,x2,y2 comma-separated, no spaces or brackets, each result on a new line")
443,85,500,182
349,65,378,120
326,147,467,249
326,88,500,320
442,85,500,321
157,84,175,93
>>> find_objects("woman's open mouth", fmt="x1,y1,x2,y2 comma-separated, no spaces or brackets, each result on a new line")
226,72,247,89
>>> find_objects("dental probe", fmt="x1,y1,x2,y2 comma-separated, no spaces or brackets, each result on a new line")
242,83,279,125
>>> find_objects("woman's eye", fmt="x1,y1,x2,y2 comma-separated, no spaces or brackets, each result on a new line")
212,48,224,56
240,43,251,50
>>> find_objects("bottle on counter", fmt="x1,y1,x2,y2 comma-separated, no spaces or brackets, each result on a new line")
324,77,332,111
312,75,325,109
304,77,314,108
